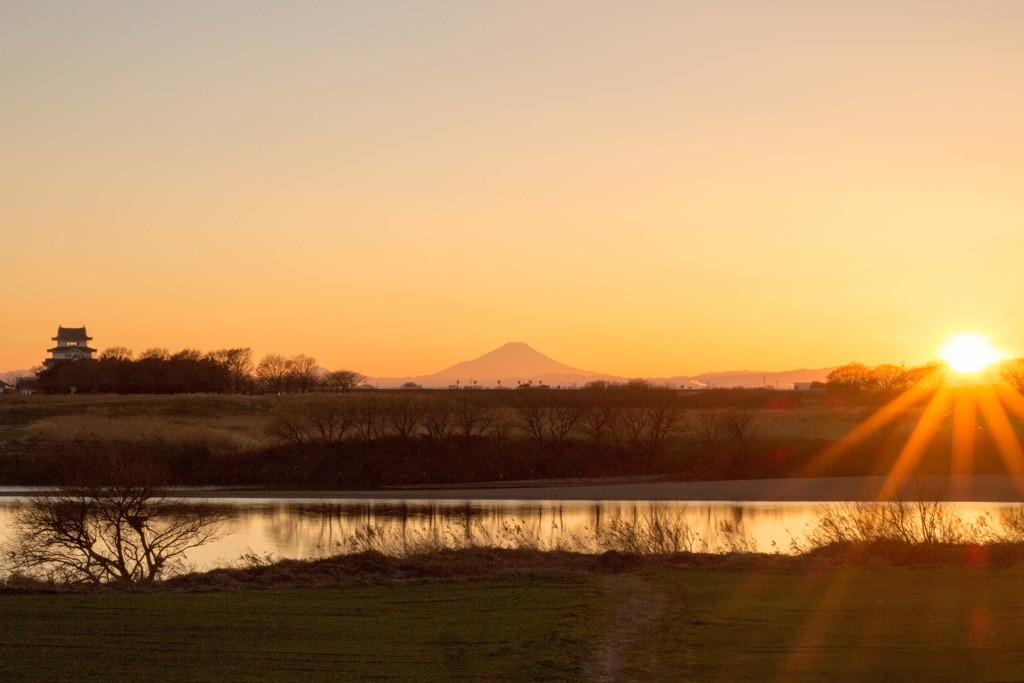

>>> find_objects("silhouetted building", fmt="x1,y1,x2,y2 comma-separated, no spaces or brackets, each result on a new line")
15,376,39,394
44,325,96,367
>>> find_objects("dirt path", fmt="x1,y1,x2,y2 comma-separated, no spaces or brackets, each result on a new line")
584,574,668,682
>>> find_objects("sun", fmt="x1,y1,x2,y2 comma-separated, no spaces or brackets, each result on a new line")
938,333,1005,375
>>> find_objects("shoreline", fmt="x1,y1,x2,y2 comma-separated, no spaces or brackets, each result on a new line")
4,475,1024,502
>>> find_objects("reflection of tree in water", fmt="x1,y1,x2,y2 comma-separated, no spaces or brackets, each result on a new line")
12,499,1023,568
247,501,562,553
243,501,767,554
154,499,957,559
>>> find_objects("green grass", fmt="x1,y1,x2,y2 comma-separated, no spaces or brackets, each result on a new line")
649,567,1024,681
6,566,1024,681
0,578,606,682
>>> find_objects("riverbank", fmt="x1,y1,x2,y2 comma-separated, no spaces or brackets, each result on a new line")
5,475,1022,502
222,474,1024,502
0,390,946,490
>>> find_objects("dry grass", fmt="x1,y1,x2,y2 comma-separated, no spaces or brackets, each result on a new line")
3,394,281,454
22,414,274,453
750,406,888,441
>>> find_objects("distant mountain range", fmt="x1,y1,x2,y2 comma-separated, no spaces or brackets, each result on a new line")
0,369,34,384
368,342,833,389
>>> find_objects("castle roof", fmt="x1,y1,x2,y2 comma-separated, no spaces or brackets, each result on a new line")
53,326,92,342
47,345,97,354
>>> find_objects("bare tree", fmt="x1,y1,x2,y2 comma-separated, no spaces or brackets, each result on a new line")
421,396,456,441
510,392,584,445
209,348,254,392
351,395,386,442
1001,359,1024,392
256,354,291,393
287,354,321,393
512,392,547,445
613,407,648,449
641,391,681,453
546,402,586,444
453,393,500,438
382,394,422,439
138,347,171,361
689,408,757,446
826,363,877,390
577,388,620,444
872,364,908,393
2,483,226,585
326,370,368,392
904,362,946,390
171,348,204,362
98,346,134,361
268,397,357,445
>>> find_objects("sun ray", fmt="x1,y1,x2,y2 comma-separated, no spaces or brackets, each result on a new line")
976,384,1024,483
951,387,978,476
877,387,952,501
994,383,1024,421
777,570,859,679
797,384,933,478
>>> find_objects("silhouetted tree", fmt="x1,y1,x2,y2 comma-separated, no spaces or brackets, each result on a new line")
256,354,291,393
453,392,501,438
1001,359,1024,392
421,396,456,441
286,354,321,393
689,408,756,446
2,460,225,585
351,395,386,442
138,348,171,361
902,362,946,390
98,346,133,361
269,397,356,445
382,394,421,439
327,370,368,392
872,364,909,393
826,363,877,390
208,348,255,393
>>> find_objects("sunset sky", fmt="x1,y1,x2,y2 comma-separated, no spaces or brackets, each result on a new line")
2,1,1022,378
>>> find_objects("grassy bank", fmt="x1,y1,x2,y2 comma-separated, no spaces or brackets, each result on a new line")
2,389,1020,488
5,556,1024,681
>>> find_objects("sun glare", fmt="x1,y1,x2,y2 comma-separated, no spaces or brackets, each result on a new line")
938,333,1005,375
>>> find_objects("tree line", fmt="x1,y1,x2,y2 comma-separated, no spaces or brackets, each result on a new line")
825,359,1024,392
35,347,367,395
824,362,944,392
268,382,757,456
33,343,1024,395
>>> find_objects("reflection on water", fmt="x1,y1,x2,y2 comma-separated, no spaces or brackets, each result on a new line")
0,498,1018,574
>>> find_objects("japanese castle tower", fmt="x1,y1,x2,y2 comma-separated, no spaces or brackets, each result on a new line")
44,326,97,367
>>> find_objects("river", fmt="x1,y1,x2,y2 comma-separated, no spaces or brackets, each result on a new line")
1,494,1018,573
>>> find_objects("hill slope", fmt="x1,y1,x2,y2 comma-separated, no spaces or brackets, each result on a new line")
373,342,618,388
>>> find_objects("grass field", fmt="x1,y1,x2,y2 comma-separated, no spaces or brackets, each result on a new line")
5,565,1024,681
0,578,606,682
0,394,280,452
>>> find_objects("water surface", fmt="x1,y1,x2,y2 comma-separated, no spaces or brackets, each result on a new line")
1,497,1016,573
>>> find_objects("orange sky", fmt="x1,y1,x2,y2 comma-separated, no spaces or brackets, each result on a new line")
2,2,1022,377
